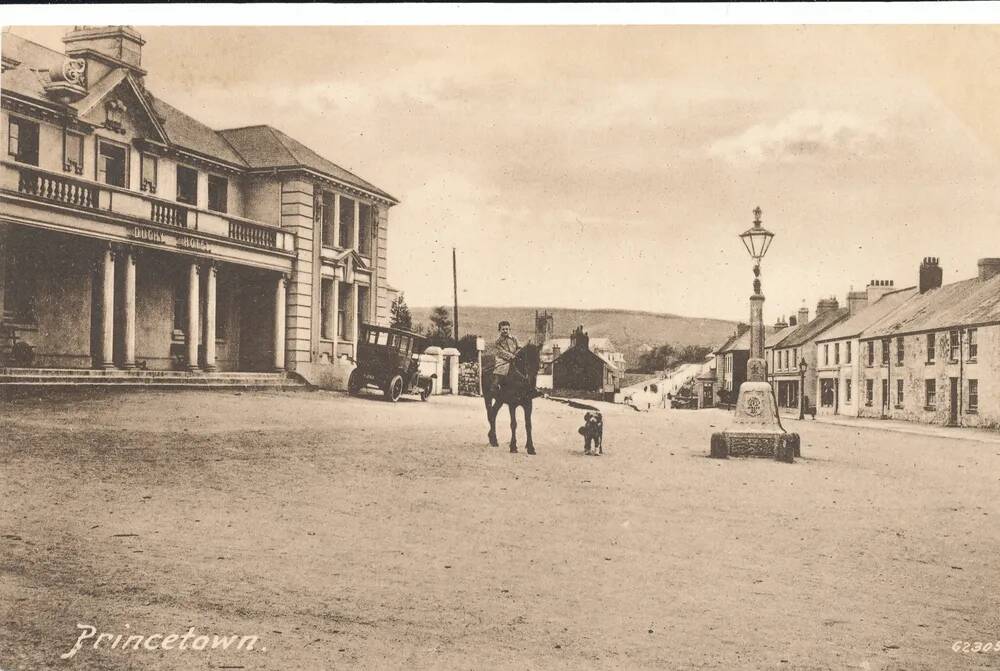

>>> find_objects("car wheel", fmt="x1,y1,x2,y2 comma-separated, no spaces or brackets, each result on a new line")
419,383,431,401
348,368,364,396
385,374,404,402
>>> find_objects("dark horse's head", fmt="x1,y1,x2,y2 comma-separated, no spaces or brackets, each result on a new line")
482,343,541,399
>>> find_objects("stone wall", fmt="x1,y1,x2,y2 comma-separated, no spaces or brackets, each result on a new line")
459,361,480,396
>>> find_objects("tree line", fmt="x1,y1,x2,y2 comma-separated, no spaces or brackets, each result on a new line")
390,294,478,361
634,343,713,373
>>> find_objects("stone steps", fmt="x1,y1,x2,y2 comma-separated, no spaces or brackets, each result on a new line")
0,368,309,392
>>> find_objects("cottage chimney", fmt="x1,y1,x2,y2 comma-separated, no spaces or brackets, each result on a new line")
919,257,943,294
816,296,839,315
847,290,868,316
865,279,895,303
797,307,809,326
774,316,788,329
570,325,590,351
735,322,750,337
788,315,797,327
63,26,146,85
977,258,1000,281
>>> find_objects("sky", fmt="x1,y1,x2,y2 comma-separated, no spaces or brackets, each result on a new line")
7,17,1000,322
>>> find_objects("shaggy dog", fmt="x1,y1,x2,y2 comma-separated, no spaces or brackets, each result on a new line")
578,411,603,455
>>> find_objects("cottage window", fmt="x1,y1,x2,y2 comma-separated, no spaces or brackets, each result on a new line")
881,339,889,365
845,378,852,403
320,279,334,339
896,379,904,405
97,138,128,188
949,329,960,361
8,117,39,165
865,379,874,406
926,333,936,363
320,192,336,248
968,379,978,413
820,379,835,407
358,202,373,257
64,131,84,174
177,165,198,205
967,328,978,360
867,341,875,367
140,154,157,193
339,196,355,249
896,336,904,365
925,379,936,410
834,343,840,365
356,285,370,332
846,341,852,364
208,175,228,213
823,344,829,366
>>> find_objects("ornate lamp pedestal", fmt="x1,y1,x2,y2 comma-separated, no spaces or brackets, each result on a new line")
710,207,800,462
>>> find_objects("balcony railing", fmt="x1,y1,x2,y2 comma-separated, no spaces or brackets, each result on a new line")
17,167,99,210
4,162,293,254
229,219,277,249
150,200,189,229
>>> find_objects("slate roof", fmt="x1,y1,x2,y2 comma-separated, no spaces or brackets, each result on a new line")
778,308,850,347
542,337,617,355
765,324,800,350
718,325,777,353
816,287,918,343
2,31,396,202
553,345,621,371
219,125,397,202
862,273,1000,339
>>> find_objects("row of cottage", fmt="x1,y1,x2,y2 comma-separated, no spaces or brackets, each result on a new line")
701,256,1000,429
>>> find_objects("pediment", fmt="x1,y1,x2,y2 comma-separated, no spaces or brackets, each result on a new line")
74,69,167,144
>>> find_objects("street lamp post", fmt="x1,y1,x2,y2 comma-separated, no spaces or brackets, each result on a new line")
798,358,807,420
710,207,800,462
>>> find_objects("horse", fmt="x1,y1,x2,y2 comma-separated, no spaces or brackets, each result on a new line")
481,344,541,454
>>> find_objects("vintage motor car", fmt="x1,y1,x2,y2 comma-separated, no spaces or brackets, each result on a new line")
347,324,436,402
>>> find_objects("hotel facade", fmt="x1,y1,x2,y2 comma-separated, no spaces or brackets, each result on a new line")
1,27,397,375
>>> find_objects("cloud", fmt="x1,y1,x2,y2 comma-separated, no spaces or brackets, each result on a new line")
708,109,885,165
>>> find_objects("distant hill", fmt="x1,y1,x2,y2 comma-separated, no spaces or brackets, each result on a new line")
409,305,739,368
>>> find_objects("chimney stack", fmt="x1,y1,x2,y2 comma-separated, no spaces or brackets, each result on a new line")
797,306,809,326
63,26,146,85
570,325,589,351
816,296,839,315
788,315,797,327
919,257,943,294
774,316,788,329
847,290,868,316
865,279,895,304
978,258,1000,282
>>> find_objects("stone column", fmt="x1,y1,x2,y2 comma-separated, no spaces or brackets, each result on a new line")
748,293,765,381
353,199,360,252
186,262,200,371
274,274,287,371
351,282,359,353
122,249,137,369
203,264,217,371
100,245,116,369
330,279,339,360
0,223,8,319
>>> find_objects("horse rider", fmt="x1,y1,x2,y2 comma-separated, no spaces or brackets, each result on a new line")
492,320,520,394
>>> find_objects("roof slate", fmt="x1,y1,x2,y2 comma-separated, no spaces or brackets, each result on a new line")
862,273,1000,339
816,287,918,343
219,125,397,202
778,308,850,347
719,325,778,353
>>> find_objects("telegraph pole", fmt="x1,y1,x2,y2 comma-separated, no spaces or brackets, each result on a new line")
452,247,459,341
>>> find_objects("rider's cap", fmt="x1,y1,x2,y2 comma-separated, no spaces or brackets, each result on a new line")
498,320,511,329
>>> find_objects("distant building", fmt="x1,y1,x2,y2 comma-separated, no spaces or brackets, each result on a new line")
814,280,916,417
551,325,621,400
771,298,849,413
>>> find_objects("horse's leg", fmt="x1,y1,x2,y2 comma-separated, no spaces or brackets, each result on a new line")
524,399,535,455
508,403,518,453
486,395,501,447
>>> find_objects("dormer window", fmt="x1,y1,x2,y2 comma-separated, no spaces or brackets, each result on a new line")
64,131,84,174
105,99,127,134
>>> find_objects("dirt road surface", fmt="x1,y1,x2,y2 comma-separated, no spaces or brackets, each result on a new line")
2,390,999,670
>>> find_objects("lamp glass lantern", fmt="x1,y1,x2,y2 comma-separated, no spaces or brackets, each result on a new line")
739,206,775,264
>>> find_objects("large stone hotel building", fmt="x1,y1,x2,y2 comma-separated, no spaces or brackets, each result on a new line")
0,27,397,377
